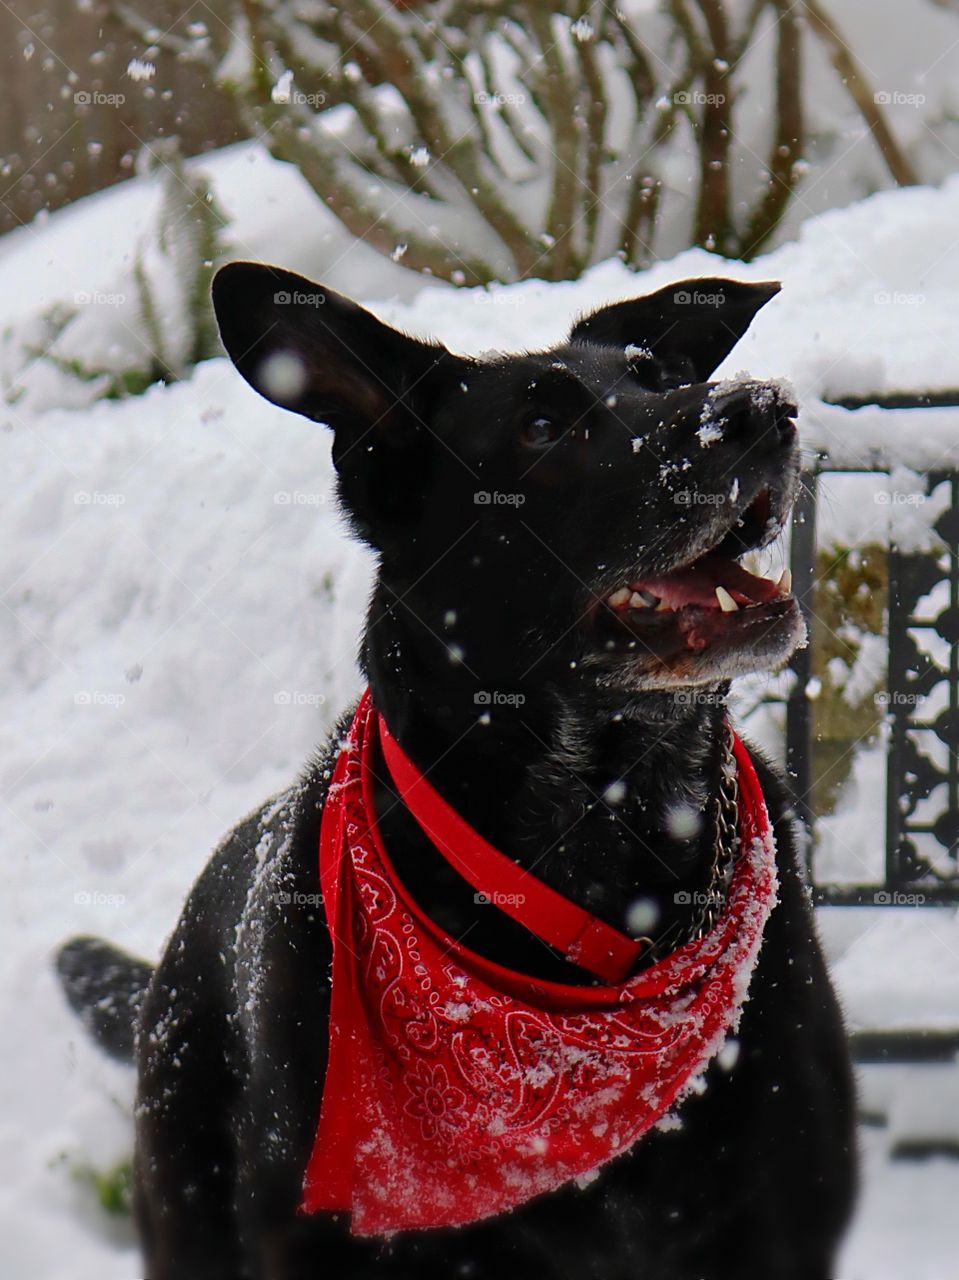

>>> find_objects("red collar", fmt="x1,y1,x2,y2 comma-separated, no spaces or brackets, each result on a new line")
301,690,779,1234
379,716,647,983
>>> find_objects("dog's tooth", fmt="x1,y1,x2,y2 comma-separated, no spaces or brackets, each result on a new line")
655,599,671,612
629,590,662,609
778,568,792,594
608,587,631,607
715,586,739,612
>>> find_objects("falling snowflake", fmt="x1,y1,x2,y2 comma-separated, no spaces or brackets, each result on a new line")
666,803,703,841
271,69,293,104
258,351,306,403
127,58,156,82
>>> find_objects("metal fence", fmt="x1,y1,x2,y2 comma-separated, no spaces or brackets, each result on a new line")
787,463,959,907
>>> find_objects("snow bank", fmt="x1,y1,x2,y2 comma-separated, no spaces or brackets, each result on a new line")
7,136,959,436
0,359,372,1273
0,143,424,334
832,909,959,1033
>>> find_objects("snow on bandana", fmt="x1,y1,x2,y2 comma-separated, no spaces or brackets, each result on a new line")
300,689,778,1235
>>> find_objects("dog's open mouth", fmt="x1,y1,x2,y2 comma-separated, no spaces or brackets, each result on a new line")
594,488,796,656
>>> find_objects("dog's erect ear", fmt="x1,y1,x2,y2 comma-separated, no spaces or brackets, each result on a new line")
212,262,456,433
569,278,780,382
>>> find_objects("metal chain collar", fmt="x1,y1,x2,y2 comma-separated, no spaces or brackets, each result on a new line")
689,721,740,943
638,722,741,966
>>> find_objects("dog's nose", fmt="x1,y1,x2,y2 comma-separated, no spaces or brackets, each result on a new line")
706,380,797,444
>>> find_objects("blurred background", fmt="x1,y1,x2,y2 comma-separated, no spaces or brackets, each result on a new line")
2,2,959,1276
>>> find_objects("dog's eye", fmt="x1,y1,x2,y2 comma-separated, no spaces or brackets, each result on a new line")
521,416,561,448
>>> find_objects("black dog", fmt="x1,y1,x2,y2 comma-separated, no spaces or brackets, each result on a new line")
58,266,857,1279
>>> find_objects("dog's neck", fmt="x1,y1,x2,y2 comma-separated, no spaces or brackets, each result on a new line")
364,605,727,980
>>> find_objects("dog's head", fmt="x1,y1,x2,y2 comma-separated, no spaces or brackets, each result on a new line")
213,264,803,698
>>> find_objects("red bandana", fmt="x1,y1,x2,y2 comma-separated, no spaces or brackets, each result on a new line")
300,691,778,1235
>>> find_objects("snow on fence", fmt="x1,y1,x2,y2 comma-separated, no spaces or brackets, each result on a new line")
786,402,959,910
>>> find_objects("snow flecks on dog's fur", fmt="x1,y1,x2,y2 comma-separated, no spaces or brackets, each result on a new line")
698,373,798,449
233,791,297,1026
709,371,797,408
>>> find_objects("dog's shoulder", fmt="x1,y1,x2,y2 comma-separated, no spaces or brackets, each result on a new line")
182,789,299,929
230,705,357,1026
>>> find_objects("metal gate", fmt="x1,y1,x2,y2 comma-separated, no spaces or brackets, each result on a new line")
785,465,959,907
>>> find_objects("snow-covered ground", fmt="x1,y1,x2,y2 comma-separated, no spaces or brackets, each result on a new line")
3,148,959,1276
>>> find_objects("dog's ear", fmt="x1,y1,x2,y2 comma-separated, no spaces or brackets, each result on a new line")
569,278,780,382
212,261,456,435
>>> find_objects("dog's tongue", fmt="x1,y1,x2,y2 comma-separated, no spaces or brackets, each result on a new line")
634,554,781,609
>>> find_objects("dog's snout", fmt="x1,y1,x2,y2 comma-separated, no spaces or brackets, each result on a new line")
768,384,799,441
707,381,797,445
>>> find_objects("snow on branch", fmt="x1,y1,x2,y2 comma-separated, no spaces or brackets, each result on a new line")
107,0,931,283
